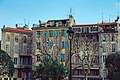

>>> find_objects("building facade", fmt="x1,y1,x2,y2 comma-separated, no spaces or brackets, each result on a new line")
1,25,33,79
32,15,75,69
1,16,120,80
72,22,120,80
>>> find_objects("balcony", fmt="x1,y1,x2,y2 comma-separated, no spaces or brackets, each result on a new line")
19,53,32,57
18,64,32,69
72,75,100,78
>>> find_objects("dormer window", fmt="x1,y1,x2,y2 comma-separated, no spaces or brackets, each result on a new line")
37,31,40,38
58,21,61,27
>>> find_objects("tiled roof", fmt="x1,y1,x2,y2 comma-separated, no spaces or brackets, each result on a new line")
73,22,119,27
3,27,33,33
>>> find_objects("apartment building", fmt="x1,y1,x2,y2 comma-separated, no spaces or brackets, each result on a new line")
1,25,33,80
1,16,120,80
32,15,75,69
72,22,120,80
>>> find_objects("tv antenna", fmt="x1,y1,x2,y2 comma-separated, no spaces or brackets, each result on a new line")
69,7,75,16
117,0,120,16
109,0,120,22
70,8,72,15
102,12,104,23
24,18,26,25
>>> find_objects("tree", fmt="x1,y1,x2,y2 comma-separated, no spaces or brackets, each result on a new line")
72,34,99,80
0,50,14,77
33,56,68,80
105,52,120,80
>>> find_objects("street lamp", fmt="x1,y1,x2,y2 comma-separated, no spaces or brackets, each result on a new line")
67,27,75,80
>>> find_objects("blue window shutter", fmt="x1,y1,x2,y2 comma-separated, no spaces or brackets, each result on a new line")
48,42,50,48
51,42,53,48
64,30,67,36
52,30,55,37
61,54,65,61
15,45,19,53
58,30,60,37
45,30,49,37
23,45,27,54
48,54,52,60
65,41,68,48
18,57,20,66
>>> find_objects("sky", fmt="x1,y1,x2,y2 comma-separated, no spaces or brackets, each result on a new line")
0,0,120,39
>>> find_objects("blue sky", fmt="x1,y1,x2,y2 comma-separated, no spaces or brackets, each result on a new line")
0,0,120,38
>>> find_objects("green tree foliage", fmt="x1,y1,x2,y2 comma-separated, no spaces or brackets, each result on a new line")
0,50,14,77
33,56,68,80
105,52,120,80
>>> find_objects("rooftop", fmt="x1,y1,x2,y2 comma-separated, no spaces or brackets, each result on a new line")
3,27,33,33
73,22,119,27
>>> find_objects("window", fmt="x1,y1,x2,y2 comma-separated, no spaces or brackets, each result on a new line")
23,58,26,65
4,78,8,80
48,42,53,48
49,30,55,37
94,55,99,64
61,30,64,36
112,43,116,52
37,42,40,49
15,35,19,42
91,27,98,32
37,31,40,38
102,44,106,52
111,34,115,41
78,28,81,33
6,44,10,52
86,27,89,33
49,30,52,37
37,55,41,61
23,36,27,43
14,45,19,53
23,45,27,54
13,78,17,80
62,42,65,48
14,58,17,64
58,21,61,27
20,58,23,65
103,55,107,62
61,54,65,61
65,21,68,26
6,34,10,42
48,54,52,60
75,55,80,63
82,27,84,33
26,58,28,65
102,34,106,42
